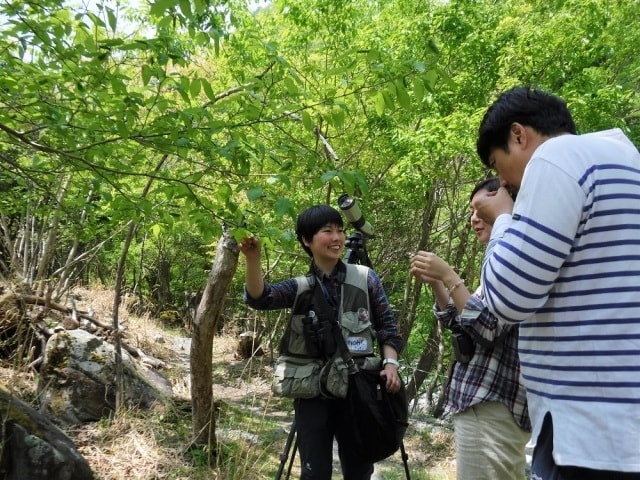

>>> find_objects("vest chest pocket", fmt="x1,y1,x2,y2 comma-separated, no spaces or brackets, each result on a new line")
341,311,375,356
285,314,308,356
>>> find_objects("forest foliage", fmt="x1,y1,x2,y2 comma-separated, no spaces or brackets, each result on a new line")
1,0,639,439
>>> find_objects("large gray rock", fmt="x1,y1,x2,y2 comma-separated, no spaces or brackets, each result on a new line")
0,385,94,479
38,329,172,424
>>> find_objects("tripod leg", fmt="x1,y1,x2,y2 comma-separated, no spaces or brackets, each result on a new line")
400,441,410,480
285,435,298,479
275,420,296,480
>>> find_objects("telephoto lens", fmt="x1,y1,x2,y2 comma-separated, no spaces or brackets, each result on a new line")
337,194,375,238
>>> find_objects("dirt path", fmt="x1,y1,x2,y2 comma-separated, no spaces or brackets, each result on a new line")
171,335,457,479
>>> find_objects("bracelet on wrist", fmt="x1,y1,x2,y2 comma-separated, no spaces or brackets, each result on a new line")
382,358,400,368
448,279,464,294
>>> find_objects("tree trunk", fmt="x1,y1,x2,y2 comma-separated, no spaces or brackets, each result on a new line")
36,175,70,297
405,315,441,403
113,220,137,410
399,183,437,342
112,156,167,411
432,360,453,418
190,227,239,452
157,258,172,308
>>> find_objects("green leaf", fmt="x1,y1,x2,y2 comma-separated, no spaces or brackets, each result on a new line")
247,187,263,201
106,9,117,32
382,90,395,110
435,67,456,88
157,16,173,30
332,106,345,128
178,0,192,18
231,227,253,243
427,39,440,55
321,170,338,183
110,77,128,95
395,80,411,109
150,224,163,238
266,174,290,188
86,12,105,28
141,65,153,86
412,61,427,73
193,0,206,15
216,185,232,204
201,79,215,100
301,110,314,132
83,35,98,53
190,77,201,98
149,0,174,17
274,197,292,216
422,71,436,93
178,86,190,103
338,172,355,193
195,31,209,46
374,92,385,115
115,120,129,138
283,77,299,95
413,78,425,103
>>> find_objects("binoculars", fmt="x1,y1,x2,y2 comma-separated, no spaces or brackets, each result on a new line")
302,310,338,358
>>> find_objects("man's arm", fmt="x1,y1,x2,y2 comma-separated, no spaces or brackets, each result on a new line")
481,158,584,323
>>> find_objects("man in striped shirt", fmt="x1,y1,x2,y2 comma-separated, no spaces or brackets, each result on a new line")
474,85,640,479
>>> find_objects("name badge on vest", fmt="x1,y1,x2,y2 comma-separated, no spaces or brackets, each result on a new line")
347,336,370,352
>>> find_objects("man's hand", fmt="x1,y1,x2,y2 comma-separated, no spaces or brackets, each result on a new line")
471,186,514,225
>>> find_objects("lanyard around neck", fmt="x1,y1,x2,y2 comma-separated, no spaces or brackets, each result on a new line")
316,276,339,309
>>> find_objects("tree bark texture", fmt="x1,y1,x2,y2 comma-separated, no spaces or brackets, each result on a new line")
405,315,441,403
190,227,239,448
399,183,437,343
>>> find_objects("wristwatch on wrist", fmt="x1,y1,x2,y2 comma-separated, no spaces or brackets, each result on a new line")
382,358,400,368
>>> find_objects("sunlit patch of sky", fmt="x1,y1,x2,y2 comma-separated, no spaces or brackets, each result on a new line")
66,0,274,45
67,0,150,37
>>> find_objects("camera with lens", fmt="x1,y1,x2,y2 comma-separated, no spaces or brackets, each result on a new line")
450,324,476,364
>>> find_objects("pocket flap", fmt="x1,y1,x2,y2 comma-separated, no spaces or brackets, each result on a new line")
275,356,321,378
341,311,371,334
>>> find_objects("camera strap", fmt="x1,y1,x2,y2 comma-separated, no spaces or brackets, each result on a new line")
310,276,359,375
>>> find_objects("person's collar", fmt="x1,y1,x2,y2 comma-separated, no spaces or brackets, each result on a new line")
311,260,346,283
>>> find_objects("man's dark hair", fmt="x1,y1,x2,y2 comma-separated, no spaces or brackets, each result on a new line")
469,176,500,203
476,86,577,167
295,204,344,257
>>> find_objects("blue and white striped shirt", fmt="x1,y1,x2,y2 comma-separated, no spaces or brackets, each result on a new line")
482,129,640,472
